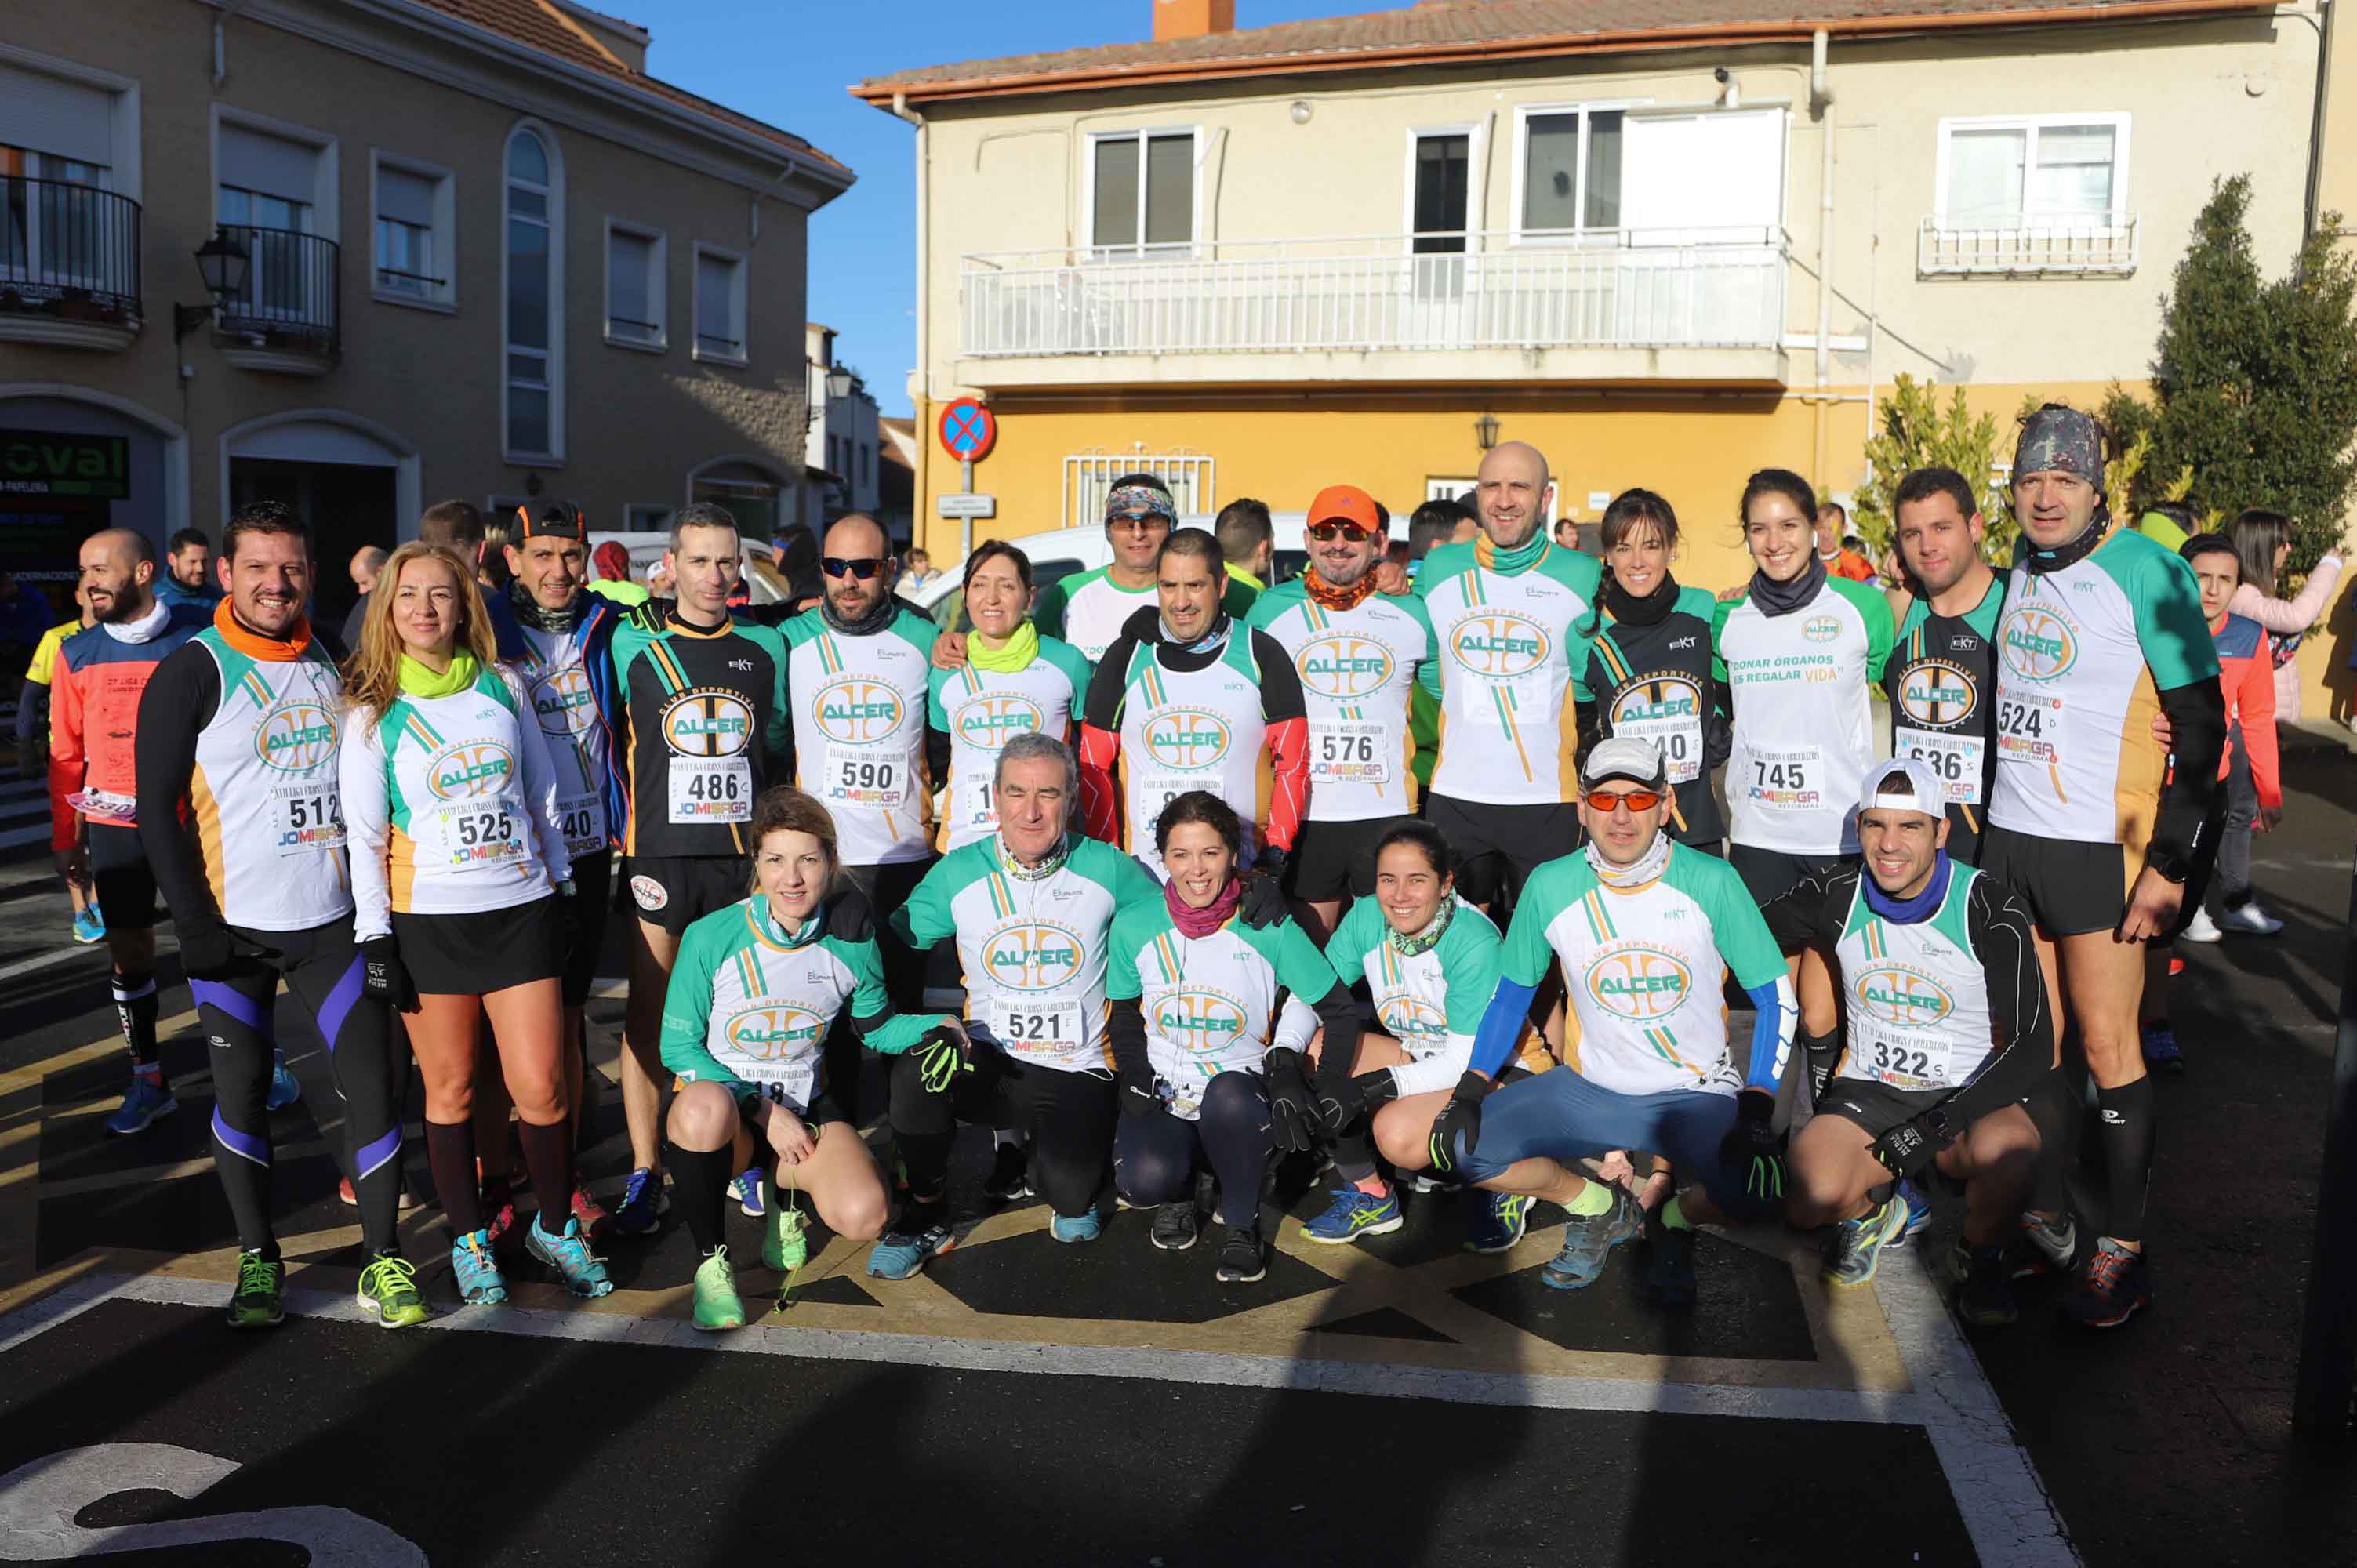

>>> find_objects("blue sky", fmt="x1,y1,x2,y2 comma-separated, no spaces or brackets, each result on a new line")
648,1,1378,416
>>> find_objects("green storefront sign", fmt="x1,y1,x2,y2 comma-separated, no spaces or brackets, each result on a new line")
0,430,131,499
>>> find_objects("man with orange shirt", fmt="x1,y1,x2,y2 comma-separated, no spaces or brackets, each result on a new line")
1817,503,1876,583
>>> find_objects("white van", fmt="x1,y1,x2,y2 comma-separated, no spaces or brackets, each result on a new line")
585,531,794,606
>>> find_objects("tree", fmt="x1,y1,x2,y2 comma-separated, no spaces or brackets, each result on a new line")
2101,175,2357,573
1853,374,2011,562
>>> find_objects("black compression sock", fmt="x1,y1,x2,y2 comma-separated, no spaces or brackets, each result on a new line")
2025,1074,2076,1218
1331,1130,1379,1188
424,1120,485,1237
669,1144,732,1256
2095,1077,2156,1244
1797,1025,1840,1094
114,969,162,1077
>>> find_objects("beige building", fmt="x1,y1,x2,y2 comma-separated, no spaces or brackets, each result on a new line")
859,0,2356,717
2,0,848,626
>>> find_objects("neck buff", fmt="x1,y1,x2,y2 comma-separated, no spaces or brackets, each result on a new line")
398,649,478,699
508,583,581,633
2022,512,2112,575
757,898,823,949
969,620,1040,673
1165,871,1242,938
1863,849,1952,924
1387,896,1456,960
103,599,172,644
998,829,1070,883
1748,551,1827,617
216,598,312,662
1474,527,1549,576
1302,564,1379,614
1600,568,1680,628
1158,609,1232,660
822,588,899,638
1584,828,1672,890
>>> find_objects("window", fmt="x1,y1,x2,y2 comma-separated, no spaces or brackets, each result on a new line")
2,144,111,286
1517,107,1623,238
692,243,745,364
503,125,563,459
1938,115,2129,229
371,154,452,307
215,113,335,335
1088,129,1195,255
622,503,673,532
604,219,664,348
1411,132,1471,253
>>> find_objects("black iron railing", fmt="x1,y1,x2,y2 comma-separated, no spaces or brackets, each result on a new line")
214,223,339,357
0,176,143,326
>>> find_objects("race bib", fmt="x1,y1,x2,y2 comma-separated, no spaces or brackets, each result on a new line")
1309,719,1392,788
1464,673,1545,729
669,756,751,824
1854,1033,1952,1094
1616,713,1702,784
1994,693,2064,771
1135,773,1198,827
986,996,1084,1062
1894,728,1985,805
742,1063,819,1112
423,797,525,873
556,793,605,860
270,784,346,857
67,787,138,827
1744,746,1825,812
823,747,913,812
956,773,997,836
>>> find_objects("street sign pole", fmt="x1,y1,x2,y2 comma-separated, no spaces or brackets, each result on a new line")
961,456,975,558
935,399,998,563
2293,839,2357,1442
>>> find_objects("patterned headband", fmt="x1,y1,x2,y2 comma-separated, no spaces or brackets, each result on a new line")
1104,481,1176,523
2014,407,2104,488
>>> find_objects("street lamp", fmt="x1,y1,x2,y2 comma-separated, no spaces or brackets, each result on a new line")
173,230,250,341
825,365,853,402
1474,412,1500,452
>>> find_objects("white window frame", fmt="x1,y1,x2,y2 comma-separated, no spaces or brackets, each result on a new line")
210,105,338,241
1080,126,1203,259
0,45,141,202
1400,123,1486,249
501,118,565,465
1507,100,1647,246
602,216,666,351
1932,112,2132,230
690,240,746,366
368,150,454,312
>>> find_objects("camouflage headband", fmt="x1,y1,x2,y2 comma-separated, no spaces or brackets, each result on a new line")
1104,481,1177,524
2014,407,2104,490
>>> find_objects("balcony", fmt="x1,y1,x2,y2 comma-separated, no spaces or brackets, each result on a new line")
210,224,340,374
0,177,143,351
1916,215,2138,278
957,228,1792,389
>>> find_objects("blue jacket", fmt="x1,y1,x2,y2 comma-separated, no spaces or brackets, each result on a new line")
155,577,224,612
486,586,629,853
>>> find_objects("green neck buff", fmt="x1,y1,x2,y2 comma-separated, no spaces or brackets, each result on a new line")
398,649,478,699
969,621,1040,673
1474,528,1549,576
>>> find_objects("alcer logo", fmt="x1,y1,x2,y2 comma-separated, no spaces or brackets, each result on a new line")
1899,659,1979,726
724,1004,826,1061
254,699,338,772
1143,708,1232,771
1802,614,1843,645
1611,676,1701,726
1855,964,1955,1028
533,666,594,737
426,742,514,801
813,677,904,745
955,695,1044,751
1584,944,1693,1022
1449,612,1549,677
1153,989,1250,1054
1378,995,1448,1039
662,689,754,757
1999,608,2076,681
1298,633,1394,699
980,920,1084,991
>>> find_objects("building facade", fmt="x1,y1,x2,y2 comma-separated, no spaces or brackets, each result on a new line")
2,0,848,626
803,320,881,534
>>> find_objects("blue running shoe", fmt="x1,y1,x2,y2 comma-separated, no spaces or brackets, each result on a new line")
71,908,105,945
1301,1185,1404,1245
1542,1187,1642,1290
1465,1192,1531,1254
451,1229,507,1305
527,1214,615,1298
104,1075,176,1137
265,1050,303,1112
2141,1021,2185,1076
1049,1210,1102,1244
734,1167,766,1218
1890,1179,1932,1250
613,1167,668,1236
866,1221,953,1279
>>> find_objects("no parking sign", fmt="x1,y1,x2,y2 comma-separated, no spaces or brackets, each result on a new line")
936,399,997,463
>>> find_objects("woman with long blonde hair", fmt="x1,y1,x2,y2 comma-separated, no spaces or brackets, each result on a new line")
338,542,610,1305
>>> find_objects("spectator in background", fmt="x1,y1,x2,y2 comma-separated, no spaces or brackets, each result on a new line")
2177,532,2283,942
2224,507,2346,724
1815,502,1876,581
478,511,516,594
1406,495,1479,583
900,546,935,590
0,568,56,691
775,524,823,611
157,528,223,611
587,538,651,607
18,585,101,939
343,499,486,652
1215,496,1273,612
1553,515,1583,550
2137,500,2199,555
350,545,387,600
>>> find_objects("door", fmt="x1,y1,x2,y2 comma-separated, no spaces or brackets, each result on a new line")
1404,131,1475,345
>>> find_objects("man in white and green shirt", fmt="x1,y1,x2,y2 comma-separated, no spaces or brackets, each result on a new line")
1033,474,1255,667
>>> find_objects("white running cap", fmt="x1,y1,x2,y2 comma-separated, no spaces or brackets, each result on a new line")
1581,735,1666,789
1858,757,1945,822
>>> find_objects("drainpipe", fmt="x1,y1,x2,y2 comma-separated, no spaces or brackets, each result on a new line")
2305,0,2337,243
1811,30,1836,495
892,92,939,555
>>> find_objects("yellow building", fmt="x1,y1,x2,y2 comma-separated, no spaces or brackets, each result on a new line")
858,0,2357,720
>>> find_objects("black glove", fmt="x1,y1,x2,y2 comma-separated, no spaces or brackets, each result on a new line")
1869,1109,1956,1181
1117,1061,1160,1120
1237,873,1288,930
178,918,273,982
1255,843,1290,881
1262,1047,1317,1155
1719,1089,1787,1203
1427,1070,1491,1174
1311,1061,1368,1134
913,1027,970,1095
1352,1069,1401,1111
361,935,418,1013
626,596,677,633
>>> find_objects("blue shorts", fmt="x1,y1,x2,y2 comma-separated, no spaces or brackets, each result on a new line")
1455,1068,1778,1222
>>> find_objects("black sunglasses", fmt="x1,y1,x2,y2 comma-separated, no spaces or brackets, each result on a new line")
823,557,888,580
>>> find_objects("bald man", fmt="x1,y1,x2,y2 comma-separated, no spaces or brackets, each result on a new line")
350,544,388,598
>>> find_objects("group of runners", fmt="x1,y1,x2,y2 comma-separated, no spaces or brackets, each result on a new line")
51,397,2229,1336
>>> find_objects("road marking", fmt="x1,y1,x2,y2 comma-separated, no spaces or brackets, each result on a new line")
0,944,110,987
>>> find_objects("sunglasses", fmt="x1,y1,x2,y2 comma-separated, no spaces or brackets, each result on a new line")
1307,521,1373,543
1583,789,1665,813
823,557,888,580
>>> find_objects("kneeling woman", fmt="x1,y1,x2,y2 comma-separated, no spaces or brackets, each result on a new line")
1108,791,1361,1284
662,786,960,1330
341,542,607,1305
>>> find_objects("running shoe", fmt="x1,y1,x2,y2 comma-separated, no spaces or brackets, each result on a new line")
450,1229,508,1305
2215,902,2283,936
264,1050,303,1111
569,1185,612,1240
692,1246,746,1331
2177,907,2223,945
1049,1210,1103,1245
1301,1185,1404,1245
734,1167,766,1218
2010,1210,2079,1280
984,1142,1034,1205
527,1215,616,1298
1542,1187,1643,1291
1823,1195,1908,1290
1948,1238,2019,1328
2141,1021,2185,1076
227,1250,285,1330
1643,1219,1697,1309
1150,1200,1202,1252
866,1221,953,1279
2060,1238,2150,1328
763,1196,808,1273
103,1076,176,1136
358,1253,430,1329
71,908,105,945
613,1166,668,1236
1465,1192,1531,1254
1215,1223,1266,1284
1890,1179,1933,1249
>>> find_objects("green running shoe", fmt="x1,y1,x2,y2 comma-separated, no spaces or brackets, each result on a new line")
693,1244,746,1331
357,1252,430,1329
227,1250,284,1330
764,1190,809,1273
